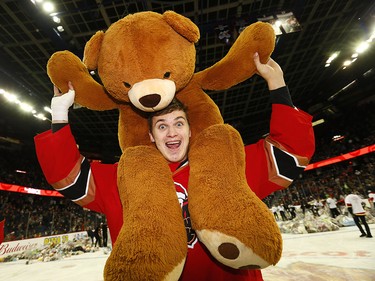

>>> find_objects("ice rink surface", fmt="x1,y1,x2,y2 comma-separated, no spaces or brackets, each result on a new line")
1,224,374,281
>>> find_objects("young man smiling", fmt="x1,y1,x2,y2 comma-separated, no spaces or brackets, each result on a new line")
35,54,315,280
148,99,191,164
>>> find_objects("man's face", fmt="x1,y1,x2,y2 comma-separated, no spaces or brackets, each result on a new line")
149,110,191,163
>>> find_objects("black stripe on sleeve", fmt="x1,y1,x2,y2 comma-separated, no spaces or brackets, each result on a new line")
58,157,91,201
52,123,68,133
269,86,294,107
271,146,305,181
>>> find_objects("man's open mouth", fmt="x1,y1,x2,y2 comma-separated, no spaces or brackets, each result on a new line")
166,141,181,149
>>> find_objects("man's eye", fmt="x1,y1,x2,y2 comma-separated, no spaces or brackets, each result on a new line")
159,125,166,130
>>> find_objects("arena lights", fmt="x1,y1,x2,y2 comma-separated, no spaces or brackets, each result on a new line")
0,88,49,121
325,23,374,69
30,0,64,33
332,135,345,142
44,106,52,113
312,119,325,126
324,52,340,67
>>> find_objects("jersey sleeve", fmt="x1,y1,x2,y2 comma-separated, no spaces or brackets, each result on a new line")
34,125,113,212
245,104,315,199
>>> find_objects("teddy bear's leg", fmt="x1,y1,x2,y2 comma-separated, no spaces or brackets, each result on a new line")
188,124,282,270
104,146,187,281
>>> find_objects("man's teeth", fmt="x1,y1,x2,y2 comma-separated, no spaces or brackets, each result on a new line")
166,141,180,148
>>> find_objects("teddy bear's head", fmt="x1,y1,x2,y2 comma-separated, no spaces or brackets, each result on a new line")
83,11,199,112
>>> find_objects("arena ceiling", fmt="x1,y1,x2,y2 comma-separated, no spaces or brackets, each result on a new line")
0,0,374,161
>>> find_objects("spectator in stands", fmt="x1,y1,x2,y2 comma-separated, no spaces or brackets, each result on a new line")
0,190,105,242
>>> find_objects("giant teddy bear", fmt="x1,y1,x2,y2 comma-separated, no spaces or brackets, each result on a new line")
47,11,280,280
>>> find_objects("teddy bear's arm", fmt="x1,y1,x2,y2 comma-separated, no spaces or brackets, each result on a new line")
196,22,276,91
47,50,117,110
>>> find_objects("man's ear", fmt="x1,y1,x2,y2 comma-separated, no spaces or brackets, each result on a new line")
149,132,155,142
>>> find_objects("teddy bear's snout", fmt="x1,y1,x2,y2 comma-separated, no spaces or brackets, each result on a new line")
139,94,161,108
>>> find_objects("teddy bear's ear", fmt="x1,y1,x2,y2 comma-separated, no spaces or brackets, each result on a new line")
163,11,200,43
83,30,105,70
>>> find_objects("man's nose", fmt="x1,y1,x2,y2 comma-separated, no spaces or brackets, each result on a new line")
167,127,177,137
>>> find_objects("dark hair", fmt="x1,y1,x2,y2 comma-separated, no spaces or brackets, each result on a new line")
147,98,189,132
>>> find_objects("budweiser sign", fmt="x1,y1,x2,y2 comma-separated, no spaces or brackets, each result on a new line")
0,241,38,255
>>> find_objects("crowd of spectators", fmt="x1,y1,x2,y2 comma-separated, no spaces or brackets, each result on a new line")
263,100,374,211
0,190,105,242
0,144,51,191
0,101,374,241
311,102,375,162
265,152,374,214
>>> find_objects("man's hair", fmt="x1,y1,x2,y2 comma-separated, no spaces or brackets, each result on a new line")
147,98,189,132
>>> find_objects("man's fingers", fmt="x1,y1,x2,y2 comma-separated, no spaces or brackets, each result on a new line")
53,82,74,97
53,85,61,97
266,58,278,68
68,81,74,91
253,52,261,67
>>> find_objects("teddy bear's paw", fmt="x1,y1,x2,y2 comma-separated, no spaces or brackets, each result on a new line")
196,230,271,269
47,51,89,90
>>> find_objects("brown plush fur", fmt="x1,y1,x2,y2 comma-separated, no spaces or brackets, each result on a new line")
47,10,281,280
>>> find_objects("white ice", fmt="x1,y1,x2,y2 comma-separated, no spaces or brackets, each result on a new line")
1,225,374,281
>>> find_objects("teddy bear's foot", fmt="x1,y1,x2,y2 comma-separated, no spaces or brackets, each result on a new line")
189,124,282,269
196,230,270,269
104,253,186,281
103,146,187,281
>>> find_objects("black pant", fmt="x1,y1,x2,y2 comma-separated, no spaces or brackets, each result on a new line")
94,235,102,247
102,234,108,247
353,215,372,236
330,208,340,218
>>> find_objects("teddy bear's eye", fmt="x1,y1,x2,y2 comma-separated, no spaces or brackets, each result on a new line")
123,82,131,88
163,72,171,79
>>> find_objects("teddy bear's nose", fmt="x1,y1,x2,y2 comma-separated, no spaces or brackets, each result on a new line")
139,94,161,108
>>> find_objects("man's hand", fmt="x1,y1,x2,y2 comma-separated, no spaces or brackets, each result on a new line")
51,81,75,123
253,52,286,90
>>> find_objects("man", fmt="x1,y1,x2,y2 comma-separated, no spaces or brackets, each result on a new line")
0,217,4,245
345,191,373,238
94,224,102,247
326,194,341,218
35,54,315,280
277,204,288,221
271,206,279,221
101,222,108,247
368,190,375,211
86,226,94,246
